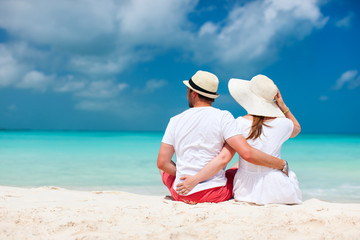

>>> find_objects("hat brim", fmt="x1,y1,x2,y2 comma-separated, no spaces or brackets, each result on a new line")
183,80,219,99
228,78,285,118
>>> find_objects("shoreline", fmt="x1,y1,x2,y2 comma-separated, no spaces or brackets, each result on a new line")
2,184,360,204
1,186,359,239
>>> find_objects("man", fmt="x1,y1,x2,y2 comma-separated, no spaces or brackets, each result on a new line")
157,70,288,204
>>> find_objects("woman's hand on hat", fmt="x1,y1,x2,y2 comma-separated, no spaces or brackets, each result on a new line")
176,175,198,195
274,90,287,112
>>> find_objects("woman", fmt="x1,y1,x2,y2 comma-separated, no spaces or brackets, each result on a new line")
228,74,302,205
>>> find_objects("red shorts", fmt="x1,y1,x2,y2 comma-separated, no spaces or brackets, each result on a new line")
161,168,237,204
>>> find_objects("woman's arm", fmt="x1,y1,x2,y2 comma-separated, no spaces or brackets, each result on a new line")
226,134,287,173
274,89,301,138
175,143,236,195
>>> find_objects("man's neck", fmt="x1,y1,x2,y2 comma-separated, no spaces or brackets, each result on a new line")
193,101,212,108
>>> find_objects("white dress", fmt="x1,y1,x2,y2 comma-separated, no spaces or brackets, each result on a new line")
233,117,302,205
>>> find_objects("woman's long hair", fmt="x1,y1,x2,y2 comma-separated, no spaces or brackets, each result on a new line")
247,116,271,140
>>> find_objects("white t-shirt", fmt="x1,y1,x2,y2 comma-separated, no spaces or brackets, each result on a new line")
162,106,240,195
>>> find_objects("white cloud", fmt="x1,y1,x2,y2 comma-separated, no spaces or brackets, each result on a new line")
0,0,328,80
192,0,328,73
0,42,54,88
117,0,195,46
0,0,192,54
333,70,359,90
117,83,129,91
319,95,328,101
75,80,128,99
199,22,218,36
268,0,323,22
69,57,121,75
75,100,117,112
0,0,117,52
0,0,330,112
0,0,196,80
0,44,24,87
133,79,168,93
68,54,135,76
145,79,167,92
16,70,52,91
8,104,17,111
348,76,360,90
336,12,354,28
53,75,86,93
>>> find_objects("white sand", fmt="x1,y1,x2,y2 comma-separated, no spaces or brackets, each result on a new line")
1,186,359,240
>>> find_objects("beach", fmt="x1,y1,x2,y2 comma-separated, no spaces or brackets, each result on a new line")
1,186,360,240
1,132,360,239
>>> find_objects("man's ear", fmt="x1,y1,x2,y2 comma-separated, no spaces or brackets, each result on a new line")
191,90,198,98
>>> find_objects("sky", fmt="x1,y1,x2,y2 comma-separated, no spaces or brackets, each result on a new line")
0,0,359,133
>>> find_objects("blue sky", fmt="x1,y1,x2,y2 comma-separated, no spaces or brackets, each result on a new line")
0,0,359,133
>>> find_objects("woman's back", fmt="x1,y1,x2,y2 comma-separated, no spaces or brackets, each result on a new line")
233,116,302,205
237,117,293,167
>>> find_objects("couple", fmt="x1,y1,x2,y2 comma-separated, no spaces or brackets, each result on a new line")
157,70,302,205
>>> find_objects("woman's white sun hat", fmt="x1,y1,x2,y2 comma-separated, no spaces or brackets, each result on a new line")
183,70,220,99
228,74,285,118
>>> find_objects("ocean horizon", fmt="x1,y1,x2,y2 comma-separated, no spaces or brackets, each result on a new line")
0,130,359,203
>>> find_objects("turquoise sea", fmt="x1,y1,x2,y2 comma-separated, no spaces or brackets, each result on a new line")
0,131,359,203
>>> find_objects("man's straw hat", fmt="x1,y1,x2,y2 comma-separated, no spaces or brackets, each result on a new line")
228,74,285,118
183,70,220,99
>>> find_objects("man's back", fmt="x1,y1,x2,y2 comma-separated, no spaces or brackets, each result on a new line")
162,106,239,195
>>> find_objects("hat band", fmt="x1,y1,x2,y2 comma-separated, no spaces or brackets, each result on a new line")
189,78,217,95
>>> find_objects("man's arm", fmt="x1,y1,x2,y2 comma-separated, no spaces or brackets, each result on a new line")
176,143,235,195
226,134,287,172
157,143,176,176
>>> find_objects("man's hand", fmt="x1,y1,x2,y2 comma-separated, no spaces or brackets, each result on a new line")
176,175,198,195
